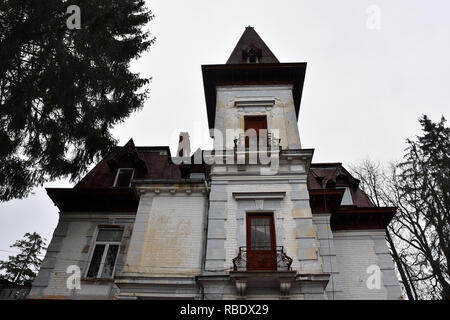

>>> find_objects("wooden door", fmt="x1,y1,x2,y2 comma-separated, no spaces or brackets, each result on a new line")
246,213,276,271
244,116,268,148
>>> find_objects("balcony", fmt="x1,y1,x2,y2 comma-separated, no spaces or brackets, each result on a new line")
232,246,293,272
233,132,281,150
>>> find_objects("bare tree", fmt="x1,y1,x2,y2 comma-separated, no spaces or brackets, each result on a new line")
350,159,417,299
350,115,450,300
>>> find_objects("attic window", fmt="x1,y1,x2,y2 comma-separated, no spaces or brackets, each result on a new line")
243,47,262,64
338,187,353,205
114,168,134,187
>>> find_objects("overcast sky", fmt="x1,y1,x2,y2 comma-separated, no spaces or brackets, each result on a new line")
1,0,449,261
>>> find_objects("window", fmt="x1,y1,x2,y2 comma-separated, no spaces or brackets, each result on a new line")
249,216,273,250
338,187,353,205
246,213,277,270
244,116,268,147
114,168,134,187
243,48,262,64
86,228,123,278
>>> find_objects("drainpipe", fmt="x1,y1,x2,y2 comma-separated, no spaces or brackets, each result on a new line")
198,178,211,300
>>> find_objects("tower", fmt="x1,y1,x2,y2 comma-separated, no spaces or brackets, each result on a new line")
202,26,306,151
198,27,328,299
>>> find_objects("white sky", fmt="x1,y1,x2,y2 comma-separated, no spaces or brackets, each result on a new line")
1,0,449,260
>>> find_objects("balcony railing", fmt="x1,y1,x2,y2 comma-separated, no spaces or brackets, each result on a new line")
0,287,30,300
232,246,293,272
233,132,281,150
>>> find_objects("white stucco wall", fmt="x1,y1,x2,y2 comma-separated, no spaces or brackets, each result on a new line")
123,193,206,277
214,85,301,150
29,213,135,299
205,169,322,276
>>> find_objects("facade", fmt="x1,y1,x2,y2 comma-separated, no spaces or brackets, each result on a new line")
29,27,402,300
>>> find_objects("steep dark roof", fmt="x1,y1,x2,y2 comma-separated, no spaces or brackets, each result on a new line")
226,26,279,64
74,141,182,188
308,162,373,207
308,162,396,230
203,27,306,129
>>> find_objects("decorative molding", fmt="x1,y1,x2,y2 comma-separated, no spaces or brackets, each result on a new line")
212,175,307,182
134,186,206,195
255,199,264,210
235,280,247,296
234,98,275,110
216,84,293,92
280,280,291,296
290,165,305,173
59,213,136,220
332,229,386,239
232,192,286,200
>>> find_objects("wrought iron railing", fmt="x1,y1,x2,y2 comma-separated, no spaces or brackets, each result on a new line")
233,132,281,150
232,246,293,271
0,287,30,300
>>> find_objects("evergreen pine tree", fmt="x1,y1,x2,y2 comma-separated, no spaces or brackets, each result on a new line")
0,0,155,201
0,232,47,285
398,115,450,299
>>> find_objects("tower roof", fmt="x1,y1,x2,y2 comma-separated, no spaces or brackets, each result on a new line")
202,27,306,129
226,26,279,64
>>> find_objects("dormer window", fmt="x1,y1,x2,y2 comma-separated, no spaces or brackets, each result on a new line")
114,168,134,187
242,47,262,64
338,187,353,205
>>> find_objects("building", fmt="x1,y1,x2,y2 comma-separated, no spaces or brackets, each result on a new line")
29,27,402,300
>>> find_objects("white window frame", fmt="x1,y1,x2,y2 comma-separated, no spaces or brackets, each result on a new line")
113,168,135,187
85,227,123,279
